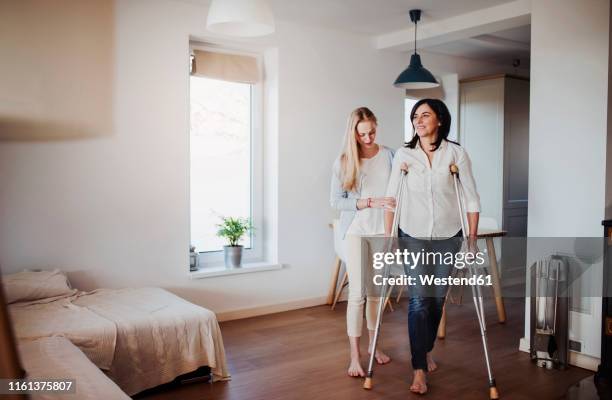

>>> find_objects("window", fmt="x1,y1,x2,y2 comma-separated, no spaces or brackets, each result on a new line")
189,46,263,265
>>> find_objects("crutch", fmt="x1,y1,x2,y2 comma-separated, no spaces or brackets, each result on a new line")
450,164,499,400
363,166,408,390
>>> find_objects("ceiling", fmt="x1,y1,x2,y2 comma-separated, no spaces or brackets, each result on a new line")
193,0,518,35
267,0,517,35
194,0,530,64
426,25,531,67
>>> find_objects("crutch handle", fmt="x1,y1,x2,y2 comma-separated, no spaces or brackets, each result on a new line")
450,164,459,174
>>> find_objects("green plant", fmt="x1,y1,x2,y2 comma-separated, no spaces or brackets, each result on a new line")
216,217,252,247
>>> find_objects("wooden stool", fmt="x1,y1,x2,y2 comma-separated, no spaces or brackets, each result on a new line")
328,258,348,309
327,221,347,308
326,223,396,311
327,257,395,312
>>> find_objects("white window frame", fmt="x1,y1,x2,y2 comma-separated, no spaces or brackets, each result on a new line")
189,42,264,267
404,96,419,142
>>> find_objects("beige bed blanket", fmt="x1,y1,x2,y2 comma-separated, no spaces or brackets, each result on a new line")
19,337,131,400
10,287,230,396
10,294,117,369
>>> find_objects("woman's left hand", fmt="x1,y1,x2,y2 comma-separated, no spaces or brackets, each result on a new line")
370,197,396,210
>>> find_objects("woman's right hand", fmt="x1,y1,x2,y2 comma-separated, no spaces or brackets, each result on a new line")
370,197,396,210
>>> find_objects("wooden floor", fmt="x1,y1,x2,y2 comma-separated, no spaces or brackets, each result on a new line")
140,298,591,400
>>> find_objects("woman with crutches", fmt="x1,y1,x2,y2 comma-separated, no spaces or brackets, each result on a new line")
330,107,396,377
384,99,481,394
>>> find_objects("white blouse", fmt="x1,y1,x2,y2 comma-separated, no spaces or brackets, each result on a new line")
346,148,391,236
385,140,481,238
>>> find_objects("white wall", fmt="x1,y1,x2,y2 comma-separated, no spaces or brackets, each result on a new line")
0,0,406,318
524,0,609,361
528,0,609,238
0,0,522,319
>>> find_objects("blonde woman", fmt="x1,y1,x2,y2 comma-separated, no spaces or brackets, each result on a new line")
330,107,395,377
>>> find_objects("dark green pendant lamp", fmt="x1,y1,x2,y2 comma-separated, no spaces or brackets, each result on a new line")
394,9,439,89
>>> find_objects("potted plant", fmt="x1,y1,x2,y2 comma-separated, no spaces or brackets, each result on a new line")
216,217,252,268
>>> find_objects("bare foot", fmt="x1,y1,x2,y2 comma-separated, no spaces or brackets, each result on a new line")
367,334,391,365
427,353,437,372
369,348,391,365
410,369,428,394
348,356,365,377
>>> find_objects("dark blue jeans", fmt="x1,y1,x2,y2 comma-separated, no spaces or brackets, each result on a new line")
399,228,462,370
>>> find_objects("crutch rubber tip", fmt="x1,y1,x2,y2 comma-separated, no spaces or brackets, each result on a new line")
450,164,459,174
489,386,499,399
363,377,373,390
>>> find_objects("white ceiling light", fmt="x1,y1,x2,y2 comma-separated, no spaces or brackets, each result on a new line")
206,0,275,37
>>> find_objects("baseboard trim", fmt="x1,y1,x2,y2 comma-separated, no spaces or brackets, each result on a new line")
569,351,600,372
519,337,530,353
216,296,328,322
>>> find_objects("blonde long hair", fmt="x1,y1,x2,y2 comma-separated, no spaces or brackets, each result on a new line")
339,107,378,192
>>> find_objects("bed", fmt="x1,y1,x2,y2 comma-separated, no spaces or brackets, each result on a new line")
6,270,230,396
19,336,131,400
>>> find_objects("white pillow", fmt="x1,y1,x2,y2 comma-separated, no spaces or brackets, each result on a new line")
2,269,76,304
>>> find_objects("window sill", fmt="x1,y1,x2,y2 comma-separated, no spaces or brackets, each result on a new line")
189,262,283,279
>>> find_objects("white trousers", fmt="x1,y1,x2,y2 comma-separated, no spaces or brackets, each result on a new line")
344,234,380,337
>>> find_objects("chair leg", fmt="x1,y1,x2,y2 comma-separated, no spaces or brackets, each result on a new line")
457,285,464,305
384,293,394,312
437,305,447,339
326,257,342,305
486,238,506,323
449,274,465,305
332,270,348,310
395,285,405,304
446,267,462,305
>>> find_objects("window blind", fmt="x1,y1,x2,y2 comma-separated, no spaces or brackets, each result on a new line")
192,50,260,84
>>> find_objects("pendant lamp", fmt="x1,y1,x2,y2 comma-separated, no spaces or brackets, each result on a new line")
206,0,275,37
394,9,439,89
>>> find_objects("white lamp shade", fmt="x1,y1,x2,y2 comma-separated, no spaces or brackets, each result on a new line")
206,0,275,37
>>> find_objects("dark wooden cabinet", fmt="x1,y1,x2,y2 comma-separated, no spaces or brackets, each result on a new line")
597,220,612,384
